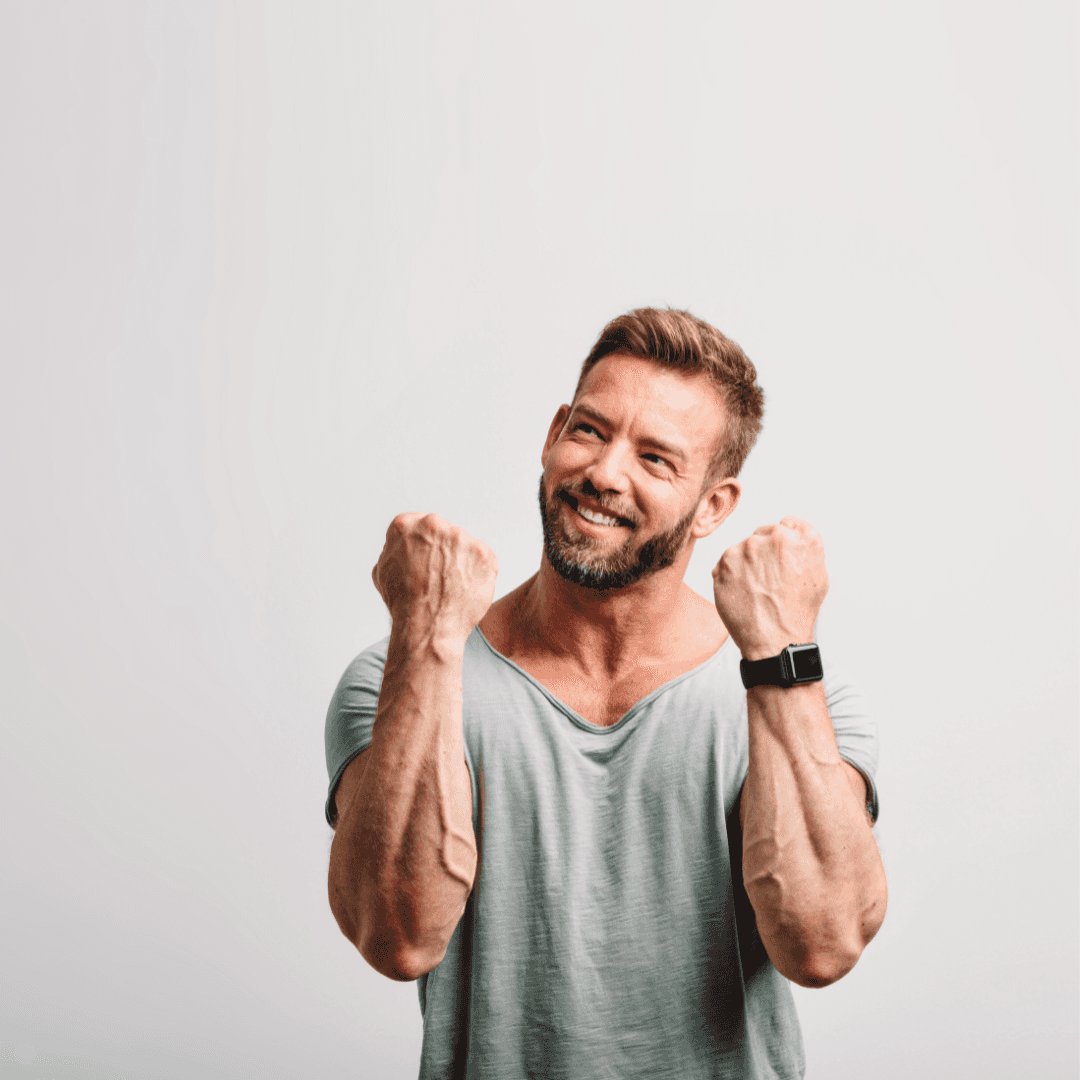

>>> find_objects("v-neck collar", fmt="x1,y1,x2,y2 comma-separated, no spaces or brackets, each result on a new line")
472,626,731,735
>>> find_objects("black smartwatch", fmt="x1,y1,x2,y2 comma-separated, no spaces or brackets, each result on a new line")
740,643,823,689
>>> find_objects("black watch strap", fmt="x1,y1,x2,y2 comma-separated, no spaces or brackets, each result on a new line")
740,644,824,689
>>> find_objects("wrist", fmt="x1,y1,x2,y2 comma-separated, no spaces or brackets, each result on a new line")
738,637,815,662
739,642,790,662
391,614,471,663
740,642,823,690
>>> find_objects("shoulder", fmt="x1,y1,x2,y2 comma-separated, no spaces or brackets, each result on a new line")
331,636,390,701
324,635,390,826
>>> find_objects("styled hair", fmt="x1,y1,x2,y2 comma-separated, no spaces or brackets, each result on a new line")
574,308,765,480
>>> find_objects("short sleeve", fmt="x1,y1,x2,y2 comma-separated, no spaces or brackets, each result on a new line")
324,636,389,826
822,658,881,822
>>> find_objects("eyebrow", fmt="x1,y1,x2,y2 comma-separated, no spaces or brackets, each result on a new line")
569,404,688,462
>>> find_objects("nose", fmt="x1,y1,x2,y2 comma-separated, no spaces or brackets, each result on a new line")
584,439,631,494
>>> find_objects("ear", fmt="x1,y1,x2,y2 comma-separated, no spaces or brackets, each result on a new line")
541,404,571,468
690,477,741,539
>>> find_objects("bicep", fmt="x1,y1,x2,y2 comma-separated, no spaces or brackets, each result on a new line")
330,749,369,828
842,760,875,825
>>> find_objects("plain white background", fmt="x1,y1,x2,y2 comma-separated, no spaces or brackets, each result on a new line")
1,2,1076,1078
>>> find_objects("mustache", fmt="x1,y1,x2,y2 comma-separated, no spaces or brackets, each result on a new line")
553,479,639,529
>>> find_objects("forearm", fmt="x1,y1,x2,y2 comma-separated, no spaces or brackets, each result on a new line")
741,682,887,987
328,621,476,981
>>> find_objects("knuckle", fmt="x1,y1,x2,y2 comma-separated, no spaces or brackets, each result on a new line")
390,512,422,536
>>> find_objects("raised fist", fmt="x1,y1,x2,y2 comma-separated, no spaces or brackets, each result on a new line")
712,516,829,661
372,513,499,645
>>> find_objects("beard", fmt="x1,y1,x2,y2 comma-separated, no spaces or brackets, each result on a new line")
538,475,697,592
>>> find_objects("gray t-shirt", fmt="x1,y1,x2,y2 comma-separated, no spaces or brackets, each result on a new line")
325,627,879,1080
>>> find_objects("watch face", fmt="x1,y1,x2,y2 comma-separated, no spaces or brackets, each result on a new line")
789,645,822,681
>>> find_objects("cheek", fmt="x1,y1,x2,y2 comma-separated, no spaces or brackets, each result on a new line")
649,487,699,527
546,440,591,475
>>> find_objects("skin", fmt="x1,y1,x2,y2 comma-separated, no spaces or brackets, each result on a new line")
328,353,887,987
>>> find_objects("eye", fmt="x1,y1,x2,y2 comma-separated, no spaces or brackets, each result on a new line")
642,453,669,468
574,423,600,437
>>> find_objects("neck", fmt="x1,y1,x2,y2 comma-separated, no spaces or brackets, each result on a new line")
514,548,701,675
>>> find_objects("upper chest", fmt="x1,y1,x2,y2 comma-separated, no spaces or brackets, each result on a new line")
477,583,730,727
506,651,720,728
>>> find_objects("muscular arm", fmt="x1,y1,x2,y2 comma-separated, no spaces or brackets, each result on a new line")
739,683,886,987
714,517,887,988
327,513,495,982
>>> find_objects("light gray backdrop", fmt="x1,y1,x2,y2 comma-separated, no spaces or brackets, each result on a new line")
1,2,1076,1078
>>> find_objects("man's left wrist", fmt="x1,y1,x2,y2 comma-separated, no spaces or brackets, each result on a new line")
740,643,823,690
739,642,789,662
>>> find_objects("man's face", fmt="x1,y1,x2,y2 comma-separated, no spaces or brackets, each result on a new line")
539,354,727,592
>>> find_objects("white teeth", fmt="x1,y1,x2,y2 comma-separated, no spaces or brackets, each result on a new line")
577,505,621,527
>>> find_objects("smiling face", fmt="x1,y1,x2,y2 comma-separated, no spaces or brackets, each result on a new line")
538,354,738,592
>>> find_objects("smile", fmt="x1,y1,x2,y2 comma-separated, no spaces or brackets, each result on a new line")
576,505,622,527
558,490,633,529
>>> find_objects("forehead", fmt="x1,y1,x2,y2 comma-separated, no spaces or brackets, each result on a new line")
573,354,724,454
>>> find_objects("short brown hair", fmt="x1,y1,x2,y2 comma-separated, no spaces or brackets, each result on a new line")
574,308,765,479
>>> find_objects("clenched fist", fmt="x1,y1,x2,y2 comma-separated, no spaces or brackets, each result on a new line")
372,513,499,647
712,517,829,661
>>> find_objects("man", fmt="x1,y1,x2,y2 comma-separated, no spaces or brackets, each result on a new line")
325,308,887,1079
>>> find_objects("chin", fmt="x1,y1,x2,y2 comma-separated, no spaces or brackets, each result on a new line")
537,473,696,592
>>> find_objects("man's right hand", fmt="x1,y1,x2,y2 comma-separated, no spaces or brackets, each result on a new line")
372,513,499,646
